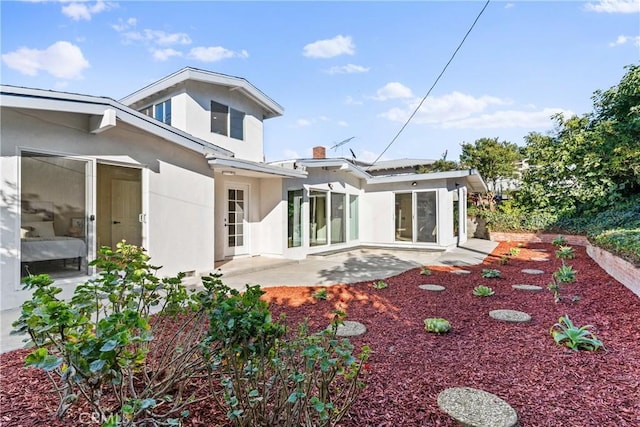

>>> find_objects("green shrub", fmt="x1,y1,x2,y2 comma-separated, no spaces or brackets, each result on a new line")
481,269,501,278
424,318,451,334
472,285,495,297
550,315,604,351
312,288,329,300
508,247,521,256
552,235,567,247
420,267,432,276
372,280,388,289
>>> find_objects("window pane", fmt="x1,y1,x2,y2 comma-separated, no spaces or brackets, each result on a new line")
154,103,164,122
288,190,303,248
417,192,437,243
349,195,359,241
230,108,245,140
163,100,171,125
309,191,327,246
395,193,413,241
330,193,345,244
211,101,229,135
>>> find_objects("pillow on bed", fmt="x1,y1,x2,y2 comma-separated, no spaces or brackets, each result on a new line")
20,226,34,238
22,221,56,238
22,213,48,223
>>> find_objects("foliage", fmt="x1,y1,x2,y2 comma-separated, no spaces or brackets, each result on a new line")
547,264,577,303
210,308,370,427
552,235,567,247
420,267,432,276
416,150,458,173
12,242,208,426
424,318,451,334
550,315,604,352
499,255,510,265
508,247,521,256
472,285,495,297
592,228,640,267
372,280,388,290
312,288,329,300
481,269,501,279
555,245,575,260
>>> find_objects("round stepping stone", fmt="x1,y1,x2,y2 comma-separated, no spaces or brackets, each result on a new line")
334,320,367,337
522,268,545,275
512,284,544,292
451,269,471,275
530,257,549,262
489,309,532,323
419,284,446,291
437,387,518,427
531,248,548,252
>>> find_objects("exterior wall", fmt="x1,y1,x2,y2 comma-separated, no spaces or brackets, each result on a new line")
0,108,216,310
183,81,265,162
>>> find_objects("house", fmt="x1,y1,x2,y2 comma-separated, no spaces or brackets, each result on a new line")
0,67,486,310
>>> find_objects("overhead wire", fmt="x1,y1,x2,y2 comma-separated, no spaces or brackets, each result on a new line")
367,0,491,169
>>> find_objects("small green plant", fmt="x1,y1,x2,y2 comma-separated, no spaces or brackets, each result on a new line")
508,247,521,256
424,318,451,334
550,315,604,351
312,288,328,300
499,255,510,265
472,285,495,297
420,266,432,276
555,245,575,260
481,269,501,278
554,264,576,283
552,235,568,247
372,280,388,289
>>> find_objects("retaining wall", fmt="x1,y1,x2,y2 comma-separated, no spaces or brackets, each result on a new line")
490,232,639,297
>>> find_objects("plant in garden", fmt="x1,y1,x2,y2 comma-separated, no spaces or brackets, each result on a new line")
552,235,567,247
555,245,575,260
550,315,604,351
547,264,578,303
420,266,432,276
12,242,210,426
424,318,451,334
508,247,521,256
472,285,495,297
499,255,510,265
481,269,501,278
372,280,388,289
313,288,329,300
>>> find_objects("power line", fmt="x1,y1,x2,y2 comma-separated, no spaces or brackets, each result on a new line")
367,0,491,169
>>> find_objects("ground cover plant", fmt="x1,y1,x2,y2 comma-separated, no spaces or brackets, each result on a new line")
2,242,639,426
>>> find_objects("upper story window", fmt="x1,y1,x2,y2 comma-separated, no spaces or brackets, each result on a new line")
140,99,171,125
211,101,245,141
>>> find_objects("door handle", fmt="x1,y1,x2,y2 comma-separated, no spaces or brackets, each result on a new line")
112,221,121,224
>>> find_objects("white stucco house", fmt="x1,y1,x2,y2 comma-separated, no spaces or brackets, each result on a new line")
0,67,486,310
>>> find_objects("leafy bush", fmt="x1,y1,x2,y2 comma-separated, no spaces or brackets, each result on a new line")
472,285,495,297
12,242,208,426
420,267,432,276
312,288,329,300
508,247,521,256
481,269,501,278
499,255,510,265
372,280,388,290
550,315,604,351
592,228,640,267
554,264,576,283
555,245,575,260
424,318,451,334
552,235,568,247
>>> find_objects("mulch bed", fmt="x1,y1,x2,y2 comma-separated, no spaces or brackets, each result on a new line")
2,242,639,426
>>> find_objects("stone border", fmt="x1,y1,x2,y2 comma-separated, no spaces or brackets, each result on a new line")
491,232,639,298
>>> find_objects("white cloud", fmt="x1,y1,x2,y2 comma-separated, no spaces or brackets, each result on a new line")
505,3,515,8
358,150,386,163
440,108,574,129
1,41,89,79
303,35,355,58
187,46,248,62
152,48,182,61
325,64,370,75
337,121,349,127
344,96,363,105
123,29,192,46
295,119,312,127
62,1,113,21
373,82,414,101
585,0,640,13
379,91,509,123
609,34,640,46
112,17,137,32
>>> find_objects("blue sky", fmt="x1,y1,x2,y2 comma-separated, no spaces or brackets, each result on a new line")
2,1,639,164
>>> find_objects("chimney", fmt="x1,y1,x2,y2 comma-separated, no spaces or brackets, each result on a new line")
313,146,326,159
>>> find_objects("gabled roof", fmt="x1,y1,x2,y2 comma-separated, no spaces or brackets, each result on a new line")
119,67,284,119
1,85,234,157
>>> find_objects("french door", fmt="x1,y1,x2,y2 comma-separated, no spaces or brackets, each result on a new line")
225,185,249,256
394,191,437,243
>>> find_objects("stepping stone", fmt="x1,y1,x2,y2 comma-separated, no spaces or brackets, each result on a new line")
531,257,549,262
489,309,532,323
334,320,367,337
531,248,548,252
451,269,471,275
419,284,446,292
512,284,544,292
522,269,545,275
437,387,518,427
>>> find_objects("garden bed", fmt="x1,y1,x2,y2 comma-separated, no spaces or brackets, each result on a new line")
1,242,639,426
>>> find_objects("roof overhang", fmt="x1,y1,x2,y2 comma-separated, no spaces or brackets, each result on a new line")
1,85,233,158
207,155,307,179
119,68,284,119
294,158,371,180
366,169,488,192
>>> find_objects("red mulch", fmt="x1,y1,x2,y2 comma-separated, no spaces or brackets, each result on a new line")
2,242,639,426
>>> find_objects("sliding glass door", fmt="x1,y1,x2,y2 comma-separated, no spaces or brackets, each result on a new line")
395,191,437,243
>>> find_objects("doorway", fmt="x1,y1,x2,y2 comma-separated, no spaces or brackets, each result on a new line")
225,185,249,256
394,191,437,243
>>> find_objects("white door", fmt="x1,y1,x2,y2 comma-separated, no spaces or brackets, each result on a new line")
225,185,248,256
111,179,142,247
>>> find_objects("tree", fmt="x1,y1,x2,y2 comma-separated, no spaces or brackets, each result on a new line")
517,64,640,216
416,150,458,173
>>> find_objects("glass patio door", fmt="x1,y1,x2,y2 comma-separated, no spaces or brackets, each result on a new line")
225,186,248,256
